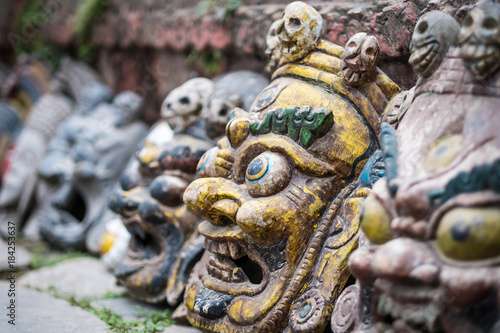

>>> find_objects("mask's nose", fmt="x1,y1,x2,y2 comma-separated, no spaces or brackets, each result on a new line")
109,191,140,218
183,177,245,226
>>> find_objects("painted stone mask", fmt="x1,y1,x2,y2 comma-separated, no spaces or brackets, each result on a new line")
36,90,147,250
182,16,400,330
277,1,323,62
348,24,500,333
459,2,500,80
342,32,381,87
409,11,460,78
111,135,212,304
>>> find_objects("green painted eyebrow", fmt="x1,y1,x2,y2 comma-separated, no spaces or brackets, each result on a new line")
249,106,334,149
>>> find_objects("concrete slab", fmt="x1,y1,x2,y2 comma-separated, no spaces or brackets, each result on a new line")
0,281,108,332
19,257,124,299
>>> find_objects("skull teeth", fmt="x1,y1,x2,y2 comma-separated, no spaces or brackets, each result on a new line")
409,42,438,68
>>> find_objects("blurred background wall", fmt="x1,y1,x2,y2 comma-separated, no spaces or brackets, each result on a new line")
0,0,478,123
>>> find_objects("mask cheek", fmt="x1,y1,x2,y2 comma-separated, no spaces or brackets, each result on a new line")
235,196,298,246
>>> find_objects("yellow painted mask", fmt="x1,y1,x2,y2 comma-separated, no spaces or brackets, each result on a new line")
182,3,399,331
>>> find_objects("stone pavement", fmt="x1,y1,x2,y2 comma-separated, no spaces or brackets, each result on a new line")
0,247,200,332
0,281,108,333
0,238,31,271
19,257,125,300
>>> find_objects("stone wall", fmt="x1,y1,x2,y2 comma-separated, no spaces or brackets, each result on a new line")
0,0,479,123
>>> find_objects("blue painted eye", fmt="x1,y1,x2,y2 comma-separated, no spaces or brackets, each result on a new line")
246,155,270,182
197,150,211,172
245,152,291,197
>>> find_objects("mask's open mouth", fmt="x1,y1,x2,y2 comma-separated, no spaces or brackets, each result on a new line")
205,238,263,284
53,188,86,223
128,224,162,259
201,237,268,296
342,63,367,84
375,279,443,333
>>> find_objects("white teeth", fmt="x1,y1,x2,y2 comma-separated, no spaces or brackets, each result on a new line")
376,293,440,332
218,243,230,256
205,239,245,260
205,239,250,283
228,242,244,259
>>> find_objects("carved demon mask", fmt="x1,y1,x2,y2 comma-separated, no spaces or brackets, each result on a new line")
277,1,323,62
37,91,146,250
348,24,500,333
182,16,400,330
111,135,212,304
409,11,459,78
459,2,500,80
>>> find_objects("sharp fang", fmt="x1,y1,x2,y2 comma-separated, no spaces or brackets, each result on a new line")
228,242,244,259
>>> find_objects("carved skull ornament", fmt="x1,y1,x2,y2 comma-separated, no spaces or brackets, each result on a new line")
277,1,323,62
161,78,215,132
342,32,381,87
409,11,460,78
459,2,500,80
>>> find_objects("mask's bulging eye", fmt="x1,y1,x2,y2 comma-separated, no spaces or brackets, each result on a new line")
437,207,500,261
246,155,269,182
197,150,211,172
245,152,291,197
360,194,393,245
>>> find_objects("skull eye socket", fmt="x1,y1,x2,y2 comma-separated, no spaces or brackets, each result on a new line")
347,41,357,50
289,17,301,28
482,17,498,30
365,47,375,57
417,21,428,34
219,105,229,117
464,15,473,28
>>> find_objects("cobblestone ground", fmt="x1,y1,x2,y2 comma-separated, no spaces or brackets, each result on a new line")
0,238,200,333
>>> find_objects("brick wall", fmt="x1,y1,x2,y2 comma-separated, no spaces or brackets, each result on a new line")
0,0,478,123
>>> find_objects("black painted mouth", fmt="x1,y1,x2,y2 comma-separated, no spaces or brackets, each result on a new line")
53,188,86,223
128,224,162,259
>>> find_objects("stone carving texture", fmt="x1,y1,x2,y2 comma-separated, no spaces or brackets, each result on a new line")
36,89,147,250
109,79,225,305
347,4,500,333
0,60,101,228
109,133,211,305
181,2,400,332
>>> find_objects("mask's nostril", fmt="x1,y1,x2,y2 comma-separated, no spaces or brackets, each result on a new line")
276,22,284,35
211,199,240,225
